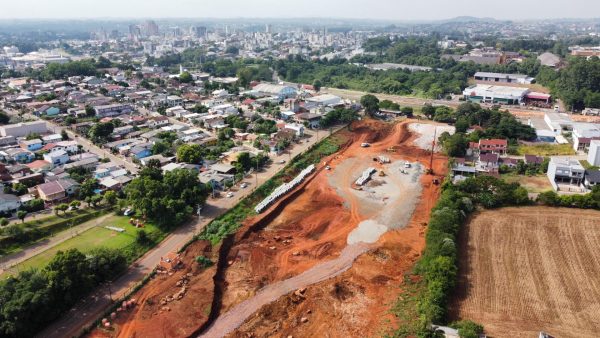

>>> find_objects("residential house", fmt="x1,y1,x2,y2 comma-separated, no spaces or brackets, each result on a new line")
43,150,69,167
476,153,500,173
63,157,99,171
547,157,585,191
41,134,63,144
469,139,508,156
2,148,35,163
284,123,305,137
36,179,79,202
19,139,43,151
525,155,544,165
94,104,134,118
129,143,152,159
294,113,321,129
149,116,169,128
26,160,53,173
0,193,21,213
584,170,600,189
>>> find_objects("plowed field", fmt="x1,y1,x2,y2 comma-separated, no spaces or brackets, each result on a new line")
451,207,600,338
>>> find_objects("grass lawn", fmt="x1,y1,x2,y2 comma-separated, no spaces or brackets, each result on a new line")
11,215,163,273
502,173,553,193
515,143,576,156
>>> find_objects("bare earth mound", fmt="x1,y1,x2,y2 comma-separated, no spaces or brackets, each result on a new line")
451,207,600,338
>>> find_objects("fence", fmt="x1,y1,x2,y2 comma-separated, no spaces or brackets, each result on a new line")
254,164,316,213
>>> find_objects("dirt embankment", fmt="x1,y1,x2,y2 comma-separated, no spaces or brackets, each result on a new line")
225,121,448,338
89,240,215,338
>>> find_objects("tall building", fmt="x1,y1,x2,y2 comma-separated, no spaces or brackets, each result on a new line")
192,26,207,39
143,20,160,37
266,24,272,34
128,24,141,40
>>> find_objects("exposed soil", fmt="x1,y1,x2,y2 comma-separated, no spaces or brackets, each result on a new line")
89,240,216,338
89,119,448,338
450,207,600,338
222,120,448,338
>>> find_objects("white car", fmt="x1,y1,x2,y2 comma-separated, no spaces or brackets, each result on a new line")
124,208,134,216
226,192,234,198
404,162,411,169
325,166,331,170
276,160,286,164
240,183,248,189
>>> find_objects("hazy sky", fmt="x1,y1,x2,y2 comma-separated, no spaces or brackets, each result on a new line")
0,0,598,21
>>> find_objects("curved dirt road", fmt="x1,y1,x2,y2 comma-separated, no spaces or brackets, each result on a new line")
199,242,371,338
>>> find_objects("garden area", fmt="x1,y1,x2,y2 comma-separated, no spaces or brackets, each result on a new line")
513,143,575,156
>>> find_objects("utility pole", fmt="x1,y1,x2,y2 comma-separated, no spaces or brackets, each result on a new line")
429,126,437,175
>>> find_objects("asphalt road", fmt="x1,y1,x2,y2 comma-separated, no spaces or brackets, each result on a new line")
36,127,339,338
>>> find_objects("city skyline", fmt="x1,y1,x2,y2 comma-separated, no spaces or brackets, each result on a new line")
0,0,599,21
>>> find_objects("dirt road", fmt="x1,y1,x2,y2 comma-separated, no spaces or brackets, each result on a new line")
199,242,371,338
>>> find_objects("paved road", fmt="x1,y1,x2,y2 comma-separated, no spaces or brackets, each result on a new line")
0,213,114,275
36,127,340,338
4,108,139,173
322,87,561,116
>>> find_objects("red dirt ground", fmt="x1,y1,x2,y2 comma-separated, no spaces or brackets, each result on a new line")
88,119,447,338
88,240,216,338
225,120,448,338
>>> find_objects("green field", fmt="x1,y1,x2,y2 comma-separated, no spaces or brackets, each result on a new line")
515,143,575,156
10,215,163,273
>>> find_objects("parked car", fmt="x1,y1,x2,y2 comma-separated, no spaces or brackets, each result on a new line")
124,208,134,216
276,159,286,164
240,182,248,189
226,192,234,198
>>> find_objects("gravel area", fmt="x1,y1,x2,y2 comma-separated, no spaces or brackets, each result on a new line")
409,123,455,151
328,157,423,245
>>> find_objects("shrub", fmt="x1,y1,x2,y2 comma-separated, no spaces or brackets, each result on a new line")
195,255,213,268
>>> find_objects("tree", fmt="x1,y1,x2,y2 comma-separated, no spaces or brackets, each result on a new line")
103,190,117,207
0,218,8,226
0,111,10,124
24,198,45,212
401,106,414,117
179,71,193,83
61,129,69,141
135,229,151,246
90,195,103,208
17,210,27,223
85,105,96,117
176,143,204,164
69,200,81,210
87,122,114,143
237,152,252,172
56,203,69,215
79,178,98,199
360,94,380,116
313,79,322,92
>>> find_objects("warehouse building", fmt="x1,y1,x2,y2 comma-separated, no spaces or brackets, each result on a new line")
463,84,529,105
474,72,535,84
0,121,48,138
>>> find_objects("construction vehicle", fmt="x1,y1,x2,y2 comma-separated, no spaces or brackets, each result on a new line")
433,178,440,185
379,171,386,177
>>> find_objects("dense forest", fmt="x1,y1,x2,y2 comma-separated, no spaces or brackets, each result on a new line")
0,248,127,337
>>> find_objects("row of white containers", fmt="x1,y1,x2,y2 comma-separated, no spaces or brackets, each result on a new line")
355,167,377,186
255,164,316,214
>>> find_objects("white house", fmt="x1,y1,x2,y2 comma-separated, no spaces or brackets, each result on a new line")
547,157,585,191
0,193,22,213
285,123,305,137
588,140,600,166
43,150,69,167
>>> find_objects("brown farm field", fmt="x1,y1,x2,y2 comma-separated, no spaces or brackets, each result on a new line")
451,207,600,338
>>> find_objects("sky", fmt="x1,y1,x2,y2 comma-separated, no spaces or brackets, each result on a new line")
0,0,598,21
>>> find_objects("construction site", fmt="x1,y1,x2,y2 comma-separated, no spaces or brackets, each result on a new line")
88,119,448,338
